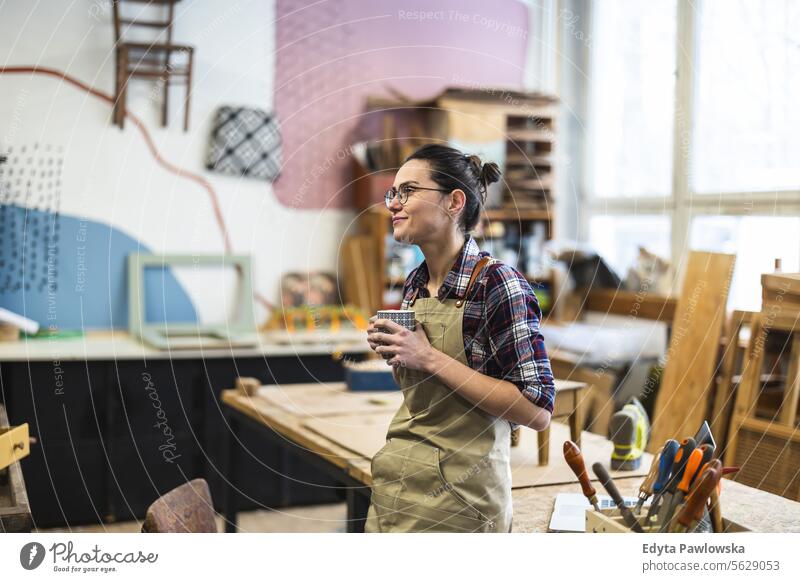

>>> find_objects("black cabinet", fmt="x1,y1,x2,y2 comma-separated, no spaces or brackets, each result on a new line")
1,350,362,527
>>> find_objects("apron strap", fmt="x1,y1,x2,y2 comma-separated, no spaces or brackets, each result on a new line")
455,256,493,308
409,287,419,307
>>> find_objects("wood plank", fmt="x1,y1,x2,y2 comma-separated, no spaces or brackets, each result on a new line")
710,311,755,448
647,251,736,453
250,384,402,418
584,288,677,323
302,417,653,489
779,333,800,426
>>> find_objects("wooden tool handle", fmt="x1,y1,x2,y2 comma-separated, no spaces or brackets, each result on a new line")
640,447,663,495
564,440,596,499
709,488,724,533
677,461,721,530
592,462,644,533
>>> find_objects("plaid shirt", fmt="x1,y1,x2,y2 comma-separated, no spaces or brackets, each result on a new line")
401,235,555,414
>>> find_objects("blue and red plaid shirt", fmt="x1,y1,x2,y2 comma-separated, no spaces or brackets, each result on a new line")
401,235,556,413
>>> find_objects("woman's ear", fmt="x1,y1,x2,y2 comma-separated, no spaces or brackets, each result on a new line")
448,188,466,217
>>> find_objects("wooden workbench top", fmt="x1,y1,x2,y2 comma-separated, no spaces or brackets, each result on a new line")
221,381,650,490
0,329,370,362
221,381,800,532
511,474,800,533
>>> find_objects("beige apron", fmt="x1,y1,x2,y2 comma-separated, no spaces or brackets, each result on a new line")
365,257,513,533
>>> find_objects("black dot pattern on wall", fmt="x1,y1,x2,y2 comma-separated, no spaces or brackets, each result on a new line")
0,143,64,295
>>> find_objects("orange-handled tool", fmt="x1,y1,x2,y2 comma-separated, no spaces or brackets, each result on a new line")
671,460,722,533
659,447,705,531
563,440,600,512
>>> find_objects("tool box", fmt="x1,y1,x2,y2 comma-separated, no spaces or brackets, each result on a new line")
585,507,750,533
343,359,399,391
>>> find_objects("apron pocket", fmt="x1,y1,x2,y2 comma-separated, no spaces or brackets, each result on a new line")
370,491,491,533
370,439,495,533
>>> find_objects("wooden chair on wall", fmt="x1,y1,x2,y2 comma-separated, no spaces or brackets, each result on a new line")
111,0,194,131
141,478,217,533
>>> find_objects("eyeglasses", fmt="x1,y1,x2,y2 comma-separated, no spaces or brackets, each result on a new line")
385,184,451,208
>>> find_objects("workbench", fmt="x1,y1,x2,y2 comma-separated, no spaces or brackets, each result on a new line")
0,329,370,527
220,381,657,532
220,381,800,533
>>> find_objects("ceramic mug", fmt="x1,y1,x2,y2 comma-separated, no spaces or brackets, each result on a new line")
375,309,416,359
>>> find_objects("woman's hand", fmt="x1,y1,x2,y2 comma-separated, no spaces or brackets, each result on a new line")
366,316,383,353
371,319,436,372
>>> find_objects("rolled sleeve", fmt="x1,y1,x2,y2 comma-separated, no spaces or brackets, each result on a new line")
482,265,556,413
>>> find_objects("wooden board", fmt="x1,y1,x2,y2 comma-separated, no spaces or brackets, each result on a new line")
647,251,736,453
252,384,402,418
303,417,653,489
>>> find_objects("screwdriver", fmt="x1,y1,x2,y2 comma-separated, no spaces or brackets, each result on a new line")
592,462,644,533
563,440,600,511
659,447,704,532
647,437,696,524
638,439,679,515
634,447,663,514
671,460,722,533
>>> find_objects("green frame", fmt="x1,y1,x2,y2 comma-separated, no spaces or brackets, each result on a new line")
128,253,256,348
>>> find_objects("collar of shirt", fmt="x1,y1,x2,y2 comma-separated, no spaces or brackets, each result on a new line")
409,235,489,300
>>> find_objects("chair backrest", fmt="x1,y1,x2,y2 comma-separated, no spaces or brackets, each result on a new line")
141,478,217,533
112,0,179,45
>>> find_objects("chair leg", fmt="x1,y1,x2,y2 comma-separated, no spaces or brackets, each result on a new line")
162,71,170,128
183,49,193,132
118,50,129,130
113,51,123,128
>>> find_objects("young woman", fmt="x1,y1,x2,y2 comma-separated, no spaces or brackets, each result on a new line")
365,144,556,533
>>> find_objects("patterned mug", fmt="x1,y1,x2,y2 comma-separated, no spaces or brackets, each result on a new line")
375,309,416,359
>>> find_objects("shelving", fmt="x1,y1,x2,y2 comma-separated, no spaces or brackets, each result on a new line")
345,87,561,316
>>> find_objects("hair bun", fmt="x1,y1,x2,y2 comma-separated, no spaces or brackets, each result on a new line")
480,161,501,188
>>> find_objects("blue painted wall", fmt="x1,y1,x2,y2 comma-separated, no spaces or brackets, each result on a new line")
0,205,196,330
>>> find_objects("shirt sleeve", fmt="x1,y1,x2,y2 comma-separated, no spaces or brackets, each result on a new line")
482,264,556,413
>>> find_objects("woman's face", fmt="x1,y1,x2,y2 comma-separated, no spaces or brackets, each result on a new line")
388,159,455,245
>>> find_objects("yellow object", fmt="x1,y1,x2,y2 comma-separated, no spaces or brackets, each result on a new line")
0,423,30,470
610,398,650,470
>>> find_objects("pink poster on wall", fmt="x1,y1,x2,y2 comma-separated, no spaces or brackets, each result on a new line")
273,0,530,209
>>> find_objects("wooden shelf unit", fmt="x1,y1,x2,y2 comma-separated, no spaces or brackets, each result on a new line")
347,88,560,314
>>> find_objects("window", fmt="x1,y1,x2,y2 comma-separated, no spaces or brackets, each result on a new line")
589,215,671,279
583,1,800,306
586,0,677,198
693,0,800,193
690,215,800,310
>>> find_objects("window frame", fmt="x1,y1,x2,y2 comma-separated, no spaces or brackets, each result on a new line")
581,0,800,292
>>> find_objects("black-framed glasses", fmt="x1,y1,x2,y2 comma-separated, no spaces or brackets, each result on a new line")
385,184,451,208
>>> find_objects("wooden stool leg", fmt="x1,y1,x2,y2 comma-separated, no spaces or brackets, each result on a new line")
569,391,583,448
537,426,550,466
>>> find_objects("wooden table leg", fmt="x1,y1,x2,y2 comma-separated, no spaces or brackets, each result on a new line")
537,426,550,466
569,391,583,448
346,488,370,533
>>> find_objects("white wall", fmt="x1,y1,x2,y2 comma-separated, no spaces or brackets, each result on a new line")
0,0,355,324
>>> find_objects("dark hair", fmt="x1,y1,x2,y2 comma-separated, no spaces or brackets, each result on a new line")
405,143,501,233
